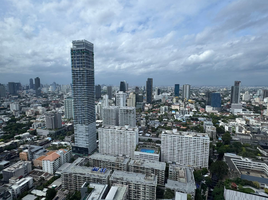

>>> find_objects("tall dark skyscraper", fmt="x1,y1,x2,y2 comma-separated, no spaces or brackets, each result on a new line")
107,86,112,99
0,84,6,98
8,82,17,95
263,89,268,99
211,93,221,108
95,85,101,99
120,81,126,92
206,91,212,105
35,77,41,96
29,78,33,89
71,40,96,154
146,78,153,103
174,84,180,97
157,88,161,95
135,86,139,94
231,81,241,104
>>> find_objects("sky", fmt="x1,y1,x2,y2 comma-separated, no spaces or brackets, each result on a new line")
0,0,268,86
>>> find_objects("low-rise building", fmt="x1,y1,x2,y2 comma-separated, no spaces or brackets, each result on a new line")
2,161,32,182
80,182,109,200
88,153,130,171
224,187,268,200
110,171,157,200
9,177,33,198
105,184,128,200
128,159,166,185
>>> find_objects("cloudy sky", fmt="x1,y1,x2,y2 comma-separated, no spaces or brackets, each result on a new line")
0,0,268,86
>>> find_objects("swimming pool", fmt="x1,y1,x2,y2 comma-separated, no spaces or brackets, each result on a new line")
140,148,155,153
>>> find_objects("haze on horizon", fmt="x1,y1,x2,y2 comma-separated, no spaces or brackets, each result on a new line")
0,0,268,86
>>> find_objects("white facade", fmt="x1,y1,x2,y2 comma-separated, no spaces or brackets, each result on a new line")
161,130,210,168
127,93,136,107
98,126,138,158
134,151,160,161
224,187,268,200
103,106,119,126
64,97,74,119
10,177,33,198
10,102,20,112
119,107,136,127
116,91,126,107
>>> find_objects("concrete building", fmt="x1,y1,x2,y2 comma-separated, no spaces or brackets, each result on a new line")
127,93,136,107
80,182,109,200
0,84,6,98
45,112,62,130
9,176,33,198
182,84,190,100
29,78,33,89
224,187,268,200
110,171,157,200
71,40,97,154
88,153,130,171
35,77,41,96
64,97,74,119
161,130,210,168
102,94,109,107
10,102,20,112
119,107,136,127
102,106,119,126
128,159,166,185
2,161,32,182
231,81,241,104
105,184,128,200
116,91,126,107
8,82,17,95
146,78,153,103
42,149,72,174
98,126,138,158
62,166,111,191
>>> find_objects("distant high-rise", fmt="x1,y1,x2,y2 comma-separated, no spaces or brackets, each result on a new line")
95,85,101,99
35,77,41,96
64,97,74,119
8,82,17,95
120,81,126,92
263,89,268,99
116,91,126,107
127,93,136,107
174,84,180,97
205,91,211,105
146,78,153,103
210,93,221,109
182,84,190,100
157,88,161,95
0,84,6,98
135,86,139,94
119,107,136,127
29,78,34,89
231,81,241,104
107,86,112,99
71,40,96,154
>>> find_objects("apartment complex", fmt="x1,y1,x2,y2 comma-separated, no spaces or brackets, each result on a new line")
62,166,111,191
116,91,126,107
128,159,166,185
9,176,33,198
102,106,119,126
98,126,138,158
161,130,210,168
2,161,32,182
119,107,136,127
88,153,130,171
110,171,157,200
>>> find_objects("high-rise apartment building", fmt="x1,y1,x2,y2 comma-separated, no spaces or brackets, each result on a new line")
95,84,101,99
29,78,34,89
107,86,112,99
174,84,180,97
161,130,209,168
146,78,153,103
98,126,138,158
0,84,6,98
127,92,136,107
103,106,119,126
119,107,136,127
231,81,241,104
182,84,190,100
64,97,74,119
120,81,126,92
71,40,96,154
45,112,62,130
116,91,126,107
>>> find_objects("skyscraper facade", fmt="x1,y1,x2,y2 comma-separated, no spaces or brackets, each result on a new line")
120,81,126,92
146,78,153,103
35,77,41,96
210,93,221,108
174,84,180,97
263,89,268,99
95,84,101,99
0,84,6,98
8,82,17,95
29,79,33,89
231,81,241,104
71,40,96,154
107,86,112,99
116,91,126,107
64,97,74,119
182,84,190,100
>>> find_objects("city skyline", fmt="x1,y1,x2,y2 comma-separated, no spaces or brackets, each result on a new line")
0,1,268,85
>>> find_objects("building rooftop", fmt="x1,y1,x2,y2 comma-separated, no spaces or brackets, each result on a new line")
3,161,31,172
129,159,166,170
89,153,130,165
101,125,138,131
162,130,209,138
63,165,111,178
85,183,108,200
105,185,128,200
110,170,157,186
42,152,60,162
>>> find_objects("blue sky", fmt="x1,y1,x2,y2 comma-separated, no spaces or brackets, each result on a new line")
0,0,268,86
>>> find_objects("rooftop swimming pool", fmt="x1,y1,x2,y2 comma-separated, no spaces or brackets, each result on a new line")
140,148,155,153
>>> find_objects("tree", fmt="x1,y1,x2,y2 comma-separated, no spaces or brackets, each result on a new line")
46,188,57,200
212,182,224,200
193,170,203,183
222,132,231,145
210,161,228,180
216,126,225,134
